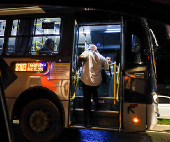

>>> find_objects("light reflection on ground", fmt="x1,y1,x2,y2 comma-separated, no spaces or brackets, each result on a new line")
79,129,114,142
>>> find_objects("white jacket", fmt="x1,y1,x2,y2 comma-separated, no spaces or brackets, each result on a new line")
80,50,109,86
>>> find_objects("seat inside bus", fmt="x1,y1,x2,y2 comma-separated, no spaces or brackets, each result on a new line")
76,24,121,109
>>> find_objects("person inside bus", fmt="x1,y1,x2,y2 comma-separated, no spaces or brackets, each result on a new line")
106,56,112,64
106,56,115,109
77,44,109,128
39,38,54,55
106,56,114,73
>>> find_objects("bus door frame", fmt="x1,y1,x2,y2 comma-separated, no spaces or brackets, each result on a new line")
69,20,79,126
119,16,125,131
70,18,124,130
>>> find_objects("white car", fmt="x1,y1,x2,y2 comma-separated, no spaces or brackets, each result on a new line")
158,95,170,119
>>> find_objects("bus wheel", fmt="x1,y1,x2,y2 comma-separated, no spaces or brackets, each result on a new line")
20,99,62,142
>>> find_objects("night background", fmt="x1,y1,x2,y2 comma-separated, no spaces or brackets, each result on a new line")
0,2,170,142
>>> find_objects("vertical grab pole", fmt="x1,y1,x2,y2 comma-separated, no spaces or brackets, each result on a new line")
84,33,87,51
114,61,116,105
116,63,120,102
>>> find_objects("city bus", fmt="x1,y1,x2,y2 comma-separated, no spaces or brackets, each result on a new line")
0,6,158,142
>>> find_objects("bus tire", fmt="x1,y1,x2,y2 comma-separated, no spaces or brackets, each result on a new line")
20,99,62,142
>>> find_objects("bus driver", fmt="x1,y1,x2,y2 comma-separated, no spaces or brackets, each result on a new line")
77,44,109,128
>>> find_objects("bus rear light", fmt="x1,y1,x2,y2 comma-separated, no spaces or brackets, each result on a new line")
132,117,140,123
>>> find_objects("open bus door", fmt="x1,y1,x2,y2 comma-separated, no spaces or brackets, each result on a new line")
69,13,158,132
70,17,122,131
122,17,158,132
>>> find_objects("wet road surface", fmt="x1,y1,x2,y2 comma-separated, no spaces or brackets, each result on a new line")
12,123,170,142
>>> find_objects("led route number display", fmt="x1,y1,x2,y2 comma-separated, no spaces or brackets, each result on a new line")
15,62,47,72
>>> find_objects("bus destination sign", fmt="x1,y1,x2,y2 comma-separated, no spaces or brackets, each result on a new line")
42,22,54,29
14,62,47,72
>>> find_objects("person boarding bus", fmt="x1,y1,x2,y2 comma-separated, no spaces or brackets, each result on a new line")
77,44,109,127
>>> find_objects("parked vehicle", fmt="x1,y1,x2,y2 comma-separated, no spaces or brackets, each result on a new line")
158,95,170,119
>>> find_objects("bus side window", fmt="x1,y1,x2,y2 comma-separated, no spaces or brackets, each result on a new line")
7,18,61,55
125,20,145,66
0,20,6,55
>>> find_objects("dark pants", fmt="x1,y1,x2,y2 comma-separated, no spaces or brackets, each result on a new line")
81,81,99,124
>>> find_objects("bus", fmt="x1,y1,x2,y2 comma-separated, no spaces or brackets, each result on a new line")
0,6,158,142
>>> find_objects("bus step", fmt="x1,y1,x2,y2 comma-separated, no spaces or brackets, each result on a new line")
71,109,119,127
73,104,119,111
70,124,119,131
74,96,116,99
72,98,119,111
72,108,119,113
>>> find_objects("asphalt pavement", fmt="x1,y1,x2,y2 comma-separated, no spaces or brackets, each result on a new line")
12,122,170,142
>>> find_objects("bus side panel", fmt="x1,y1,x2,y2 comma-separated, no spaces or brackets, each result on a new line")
4,58,70,100
6,98,15,121
62,101,69,128
123,103,146,132
4,58,71,127
147,103,157,130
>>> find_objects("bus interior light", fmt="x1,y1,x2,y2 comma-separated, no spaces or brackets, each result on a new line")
106,28,120,31
132,117,140,123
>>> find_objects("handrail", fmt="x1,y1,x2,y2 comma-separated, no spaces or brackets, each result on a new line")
36,41,42,47
113,61,120,104
71,71,79,100
84,33,87,51
114,61,117,104
35,41,43,55
71,62,120,102
72,71,77,84
116,63,120,102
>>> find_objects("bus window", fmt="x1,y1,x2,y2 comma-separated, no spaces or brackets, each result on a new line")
132,34,141,64
7,18,61,55
0,20,6,54
125,20,146,67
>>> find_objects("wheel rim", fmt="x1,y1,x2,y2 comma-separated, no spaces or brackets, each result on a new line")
29,110,49,132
